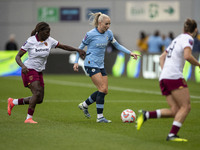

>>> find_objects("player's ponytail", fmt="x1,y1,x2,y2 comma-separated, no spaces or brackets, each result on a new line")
184,18,197,34
31,22,49,36
31,29,37,36
89,12,102,27
89,12,110,27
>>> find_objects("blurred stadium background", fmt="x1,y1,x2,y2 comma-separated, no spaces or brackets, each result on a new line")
0,0,200,80
1,0,200,50
1,1,200,149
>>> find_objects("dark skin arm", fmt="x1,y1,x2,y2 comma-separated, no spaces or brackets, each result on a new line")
56,43,86,60
15,50,29,74
15,44,86,74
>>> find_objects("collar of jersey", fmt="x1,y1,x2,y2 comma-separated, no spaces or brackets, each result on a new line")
35,34,44,42
95,28,105,34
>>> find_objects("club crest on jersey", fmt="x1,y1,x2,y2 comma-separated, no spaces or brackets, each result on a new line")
44,42,48,46
92,68,96,72
189,39,193,46
29,75,33,81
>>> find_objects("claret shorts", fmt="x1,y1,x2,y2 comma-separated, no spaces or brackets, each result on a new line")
159,78,187,96
21,69,44,88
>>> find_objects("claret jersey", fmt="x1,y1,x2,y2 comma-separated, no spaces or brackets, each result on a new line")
159,33,194,80
21,35,58,72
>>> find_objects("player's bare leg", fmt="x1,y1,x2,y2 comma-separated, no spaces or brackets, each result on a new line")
91,73,111,123
24,81,44,123
166,88,190,142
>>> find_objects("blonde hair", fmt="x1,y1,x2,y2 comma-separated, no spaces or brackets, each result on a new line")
89,12,110,27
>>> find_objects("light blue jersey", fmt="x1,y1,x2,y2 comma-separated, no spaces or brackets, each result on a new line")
148,35,163,53
75,28,131,68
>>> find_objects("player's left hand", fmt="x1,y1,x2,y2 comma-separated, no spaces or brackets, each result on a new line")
130,52,141,60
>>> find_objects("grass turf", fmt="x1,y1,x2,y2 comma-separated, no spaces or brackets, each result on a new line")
0,75,200,150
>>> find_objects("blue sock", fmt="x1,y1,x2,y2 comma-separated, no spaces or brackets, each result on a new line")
96,92,105,114
85,91,98,106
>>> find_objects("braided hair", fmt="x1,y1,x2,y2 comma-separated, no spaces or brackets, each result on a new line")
31,22,49,36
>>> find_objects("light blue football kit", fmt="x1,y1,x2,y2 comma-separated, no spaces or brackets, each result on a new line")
75,28,131,68
76,28,132,122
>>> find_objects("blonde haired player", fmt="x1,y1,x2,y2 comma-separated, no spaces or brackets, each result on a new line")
136,18,200,142
73,12,140,123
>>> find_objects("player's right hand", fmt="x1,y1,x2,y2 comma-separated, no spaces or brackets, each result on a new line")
22,66,29,75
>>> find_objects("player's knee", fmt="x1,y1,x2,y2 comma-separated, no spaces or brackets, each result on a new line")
37,97,43,104
185,104,191,114
171,106,179,117
99,88,108,94
34,90,44,104
104,89,108,95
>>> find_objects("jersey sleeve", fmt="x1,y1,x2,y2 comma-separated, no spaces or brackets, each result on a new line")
112,41,131,54
82,33,92,45
49,37,59,48
108,30,114,41
74,34,89,63
108,30,131,54
182,37,194,50
21,39,32,52
74,42,86,63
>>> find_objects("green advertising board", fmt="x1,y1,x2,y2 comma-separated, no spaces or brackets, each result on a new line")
38,7,59,22
0,51,28,76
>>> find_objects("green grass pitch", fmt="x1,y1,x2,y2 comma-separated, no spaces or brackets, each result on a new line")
0,75,200,150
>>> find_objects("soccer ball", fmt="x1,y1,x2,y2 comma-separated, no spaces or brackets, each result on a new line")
121,109,136,123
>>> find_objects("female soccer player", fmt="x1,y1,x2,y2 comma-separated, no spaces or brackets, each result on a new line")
7,22,86,123
136,18,200,142
73,12,140,123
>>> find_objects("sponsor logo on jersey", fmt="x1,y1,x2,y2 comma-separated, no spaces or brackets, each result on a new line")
35,48,49,52
96,43,107,48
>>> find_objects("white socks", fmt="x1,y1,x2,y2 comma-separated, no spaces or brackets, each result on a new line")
12,99,18,105
26,114,32,120
82,101,88,108
97,114,103,119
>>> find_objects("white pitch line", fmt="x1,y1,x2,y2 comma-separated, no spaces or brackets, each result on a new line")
3,77,200,100
1,99,200,103
45,79,200,100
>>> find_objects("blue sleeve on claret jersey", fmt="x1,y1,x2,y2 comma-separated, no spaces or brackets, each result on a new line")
111,39,131,55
